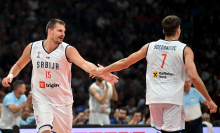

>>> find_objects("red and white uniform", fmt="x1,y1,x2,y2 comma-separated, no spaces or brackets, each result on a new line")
30,40,73,133
146,39,187,131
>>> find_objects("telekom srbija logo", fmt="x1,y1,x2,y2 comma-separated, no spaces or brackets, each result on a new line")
39,81,45,89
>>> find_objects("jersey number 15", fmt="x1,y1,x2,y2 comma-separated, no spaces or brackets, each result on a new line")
46,71,51,78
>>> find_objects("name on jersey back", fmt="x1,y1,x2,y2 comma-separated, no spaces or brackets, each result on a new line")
154,44,177,51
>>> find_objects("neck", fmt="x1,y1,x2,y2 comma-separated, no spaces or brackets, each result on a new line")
165,36,178,41
13,91,20,99
21,116,27,121
116,117,122,124
96,81,103,88
44,39,59,53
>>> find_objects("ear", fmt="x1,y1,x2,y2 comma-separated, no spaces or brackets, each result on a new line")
48,28,52,34
163,29,165,34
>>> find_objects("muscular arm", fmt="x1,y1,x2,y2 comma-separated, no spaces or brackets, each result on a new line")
89,86,109,104
103,44,148,74
2,44,31,87
111,85,118,101
66,46,97,73
7,103,28,113
9,44,32,77
184,47,211,101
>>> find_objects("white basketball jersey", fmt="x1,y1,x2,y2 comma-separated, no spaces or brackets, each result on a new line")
89,82,111,114
30,40,73,106
146,39,188,105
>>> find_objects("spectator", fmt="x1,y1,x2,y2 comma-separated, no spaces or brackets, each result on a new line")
182,77,209,133
126,97,137,119
83,109,90,124
0,80,31,133
20,107,35,125
72,112,85,125
110,107,127,124
139,111,150,125
89,76,118,124
202,113,213,133
128,110,142,124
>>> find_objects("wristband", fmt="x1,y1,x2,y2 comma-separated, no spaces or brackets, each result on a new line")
7,74,13,78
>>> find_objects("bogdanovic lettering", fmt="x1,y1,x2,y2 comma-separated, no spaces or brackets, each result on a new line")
154,44,176,51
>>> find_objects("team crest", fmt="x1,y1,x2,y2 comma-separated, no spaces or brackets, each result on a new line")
37,51,41,58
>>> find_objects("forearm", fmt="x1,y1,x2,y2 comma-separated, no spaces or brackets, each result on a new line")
112,85,118,101
11,103,27,113
82,62,97,73
99,88,109,104
190,76,212,101
9,63,22,78
103,59,128,73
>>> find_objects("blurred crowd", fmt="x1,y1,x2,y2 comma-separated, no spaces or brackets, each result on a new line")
0,0,220,126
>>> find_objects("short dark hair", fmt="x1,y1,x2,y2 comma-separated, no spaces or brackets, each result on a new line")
13,80,25,90
46,19,65,34
162,15,180,37
133,109,142,115
119,107,127,114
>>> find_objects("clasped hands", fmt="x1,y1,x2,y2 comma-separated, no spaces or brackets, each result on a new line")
89,64,118,85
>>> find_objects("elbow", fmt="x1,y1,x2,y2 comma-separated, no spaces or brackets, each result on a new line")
10,109,17,113
113,97,118,101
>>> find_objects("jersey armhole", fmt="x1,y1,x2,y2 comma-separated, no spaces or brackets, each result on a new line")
146,42,151,57
183,45,187,64
30,42,34,59
65,45,72,63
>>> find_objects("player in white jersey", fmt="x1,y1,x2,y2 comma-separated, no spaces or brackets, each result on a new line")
89,76,118,124
89,15,218,133
2,19,118,133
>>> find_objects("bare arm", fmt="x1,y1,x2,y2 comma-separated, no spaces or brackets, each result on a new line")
90,44,148,77
66,46,97,73
2,43,32,87
8,103,28,113
89,86,109,104
103,44,148,73
184,47,217,113
111,85,118,101
66,46,118,84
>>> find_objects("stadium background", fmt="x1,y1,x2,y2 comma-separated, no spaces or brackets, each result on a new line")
0,0,220,130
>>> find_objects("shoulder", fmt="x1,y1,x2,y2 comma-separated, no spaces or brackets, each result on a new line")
4,92,13,99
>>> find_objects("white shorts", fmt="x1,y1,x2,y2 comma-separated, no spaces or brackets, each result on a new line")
33,103,73,133
149,103,185,132
89,112,110,124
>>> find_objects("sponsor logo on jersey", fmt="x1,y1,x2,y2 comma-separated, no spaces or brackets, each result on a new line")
153,71,174,78
46,83,60,88
37,51,41,58
46,56,50,59
39,81,60,89
191,97,195,101
39,81,45,88
37,61,59,70
153,71,158,78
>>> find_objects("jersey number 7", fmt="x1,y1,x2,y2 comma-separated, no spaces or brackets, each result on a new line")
161,54,167,68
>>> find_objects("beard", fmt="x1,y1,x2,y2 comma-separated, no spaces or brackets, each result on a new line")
52,37,62,44
118,117,125,121
97,78,103,82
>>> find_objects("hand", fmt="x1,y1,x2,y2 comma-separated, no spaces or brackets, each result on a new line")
207,100,218,114
2,76,13,87
90,64,105,78
27,93,32,104
101,72,119,85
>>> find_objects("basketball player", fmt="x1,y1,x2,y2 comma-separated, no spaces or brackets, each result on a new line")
1,19,118,133
90,15,217,133
89,76,118,124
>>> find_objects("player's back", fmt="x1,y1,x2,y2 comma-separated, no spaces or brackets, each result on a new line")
146,39,187,105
